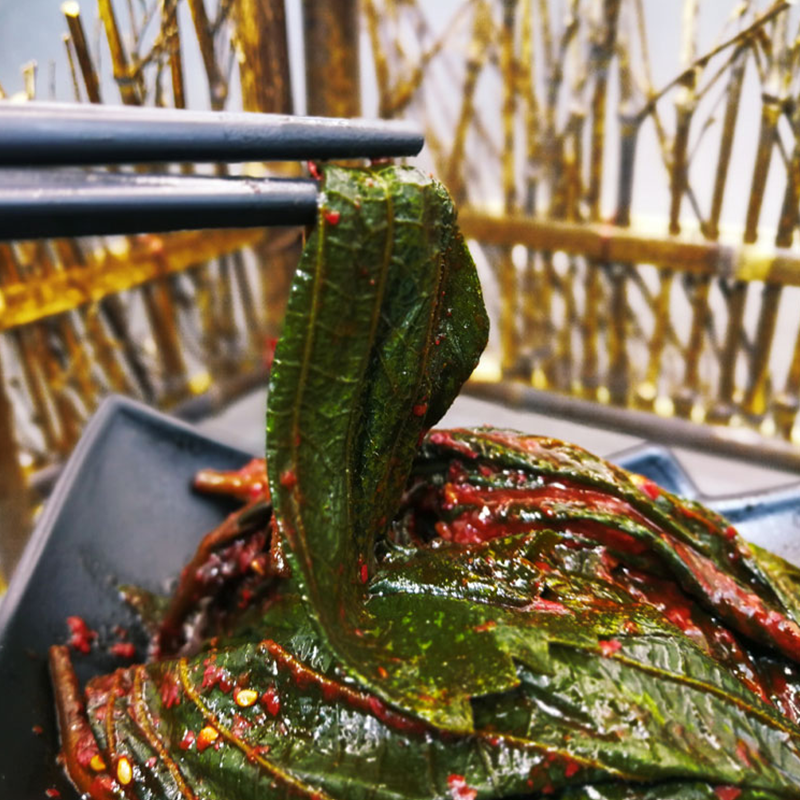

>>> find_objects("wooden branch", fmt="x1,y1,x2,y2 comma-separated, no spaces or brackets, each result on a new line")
459,211,800,286
0,230,262,332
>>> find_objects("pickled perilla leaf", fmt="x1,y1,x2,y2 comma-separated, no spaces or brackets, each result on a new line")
51,165,800,799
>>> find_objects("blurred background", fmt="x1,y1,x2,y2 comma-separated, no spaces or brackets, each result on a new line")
2,0,800,585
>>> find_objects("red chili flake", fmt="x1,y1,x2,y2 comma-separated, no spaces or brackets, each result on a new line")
638,478,661,501
263,336,279,372
474,620,497,633
377,666,388,679
45,789,61,798
218,673,233,693
260,687,281,716
541,785,555,796
323,209,341,225
623,619,639,634
238,587,254,610
665,606,693,631
564,760,581,778
179,730,195,751
109,642,136,660
447,774,477,800
735,740,752,768
202,662,223,690
714,788,742,800
145,757,157,769
598,639,622,657
307,161,322,180
66,616,97,654
247,744,271,763
32,725,43,735
530,598,570,615
160,673,181,708
724,525,738,541
412,403,428,417
280,469,297,489
359,563,369,584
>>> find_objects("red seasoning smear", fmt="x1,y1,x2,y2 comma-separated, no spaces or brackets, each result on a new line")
280,469,298,489
598,639,622,657
109,643,136,660
427,431,478,459
323,209,341,225
714,788,742,800
447,774,477,800
260,687,281,717
66,616,97,655
160,673,182,709
179,730,195,751
262,639,427,736
636,476,661,501
45,789,61,798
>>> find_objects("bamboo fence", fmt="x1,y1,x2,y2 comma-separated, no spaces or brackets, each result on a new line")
3,0,800,577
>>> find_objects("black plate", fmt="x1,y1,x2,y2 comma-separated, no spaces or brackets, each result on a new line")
2,397,800,798
0,396,250,800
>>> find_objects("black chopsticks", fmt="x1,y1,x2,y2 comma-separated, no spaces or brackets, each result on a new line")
0,101,424,166
0,102,425,240
0,170,320,240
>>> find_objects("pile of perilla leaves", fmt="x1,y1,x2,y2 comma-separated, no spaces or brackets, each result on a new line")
51,166,800,800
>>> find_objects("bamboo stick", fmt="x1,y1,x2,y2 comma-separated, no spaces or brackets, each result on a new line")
766,70,800,433
497,0,520,376
0,345,29,581
674,49,747,418
741,15,796,420
518,0,542,373
0,245,61,453
303,0,360,118
705,51,747,241
709,10,788,424
52,240,134,396
586,0,622,219
457,211,800,285
234,0,292,115
62,1,101,102
668,0,699,236
0,230,261,331
62,35,84,103
638,0,697,410
186,0,227,109
445,1,492,202
97,0,142,105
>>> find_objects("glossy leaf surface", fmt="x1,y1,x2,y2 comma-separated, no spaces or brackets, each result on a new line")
51,166,800,799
